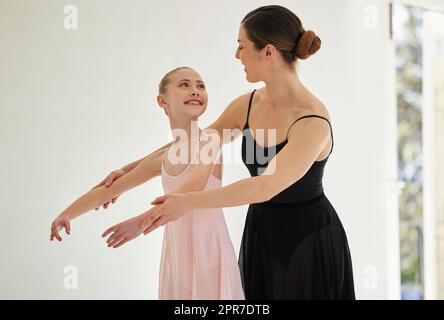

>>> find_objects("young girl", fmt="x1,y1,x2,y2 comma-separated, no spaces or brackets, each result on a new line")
50,67,245,300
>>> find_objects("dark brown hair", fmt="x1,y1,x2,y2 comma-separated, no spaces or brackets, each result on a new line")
241,5,321,63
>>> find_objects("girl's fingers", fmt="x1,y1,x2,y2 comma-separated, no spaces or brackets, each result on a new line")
102,226,116,238
143,224,156,235
53,223,62,241
112,238,128,249
108,234,126,247
105,232,117,244
50,223,55,241
57,226,63,241
141,216,154,232
143,216,164,235
141,207,163,230
65,221,71,235
154,217,168,229
106,231,122,244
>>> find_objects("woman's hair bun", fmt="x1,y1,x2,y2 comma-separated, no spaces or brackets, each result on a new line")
295,30,321,60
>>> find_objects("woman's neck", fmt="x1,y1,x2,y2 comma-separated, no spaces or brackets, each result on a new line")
263,66,309,110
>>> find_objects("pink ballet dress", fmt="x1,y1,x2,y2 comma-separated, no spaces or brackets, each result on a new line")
158,149,245,300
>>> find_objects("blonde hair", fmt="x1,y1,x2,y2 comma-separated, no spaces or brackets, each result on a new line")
158,67,192,94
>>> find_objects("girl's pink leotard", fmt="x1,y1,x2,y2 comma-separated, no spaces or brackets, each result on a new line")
158,148,245,300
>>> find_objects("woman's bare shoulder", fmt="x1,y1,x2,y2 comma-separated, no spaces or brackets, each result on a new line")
300,93,331,122
217,90,257,131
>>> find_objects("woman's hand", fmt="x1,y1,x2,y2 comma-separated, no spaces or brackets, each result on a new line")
101,215,145,249
141,193,192,235
50,215,71,242
91,169,126,211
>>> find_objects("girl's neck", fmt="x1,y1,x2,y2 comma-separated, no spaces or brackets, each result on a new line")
168,117,201,151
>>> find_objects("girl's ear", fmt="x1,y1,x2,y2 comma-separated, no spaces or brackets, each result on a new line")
157,95,169,115
157,94,166,107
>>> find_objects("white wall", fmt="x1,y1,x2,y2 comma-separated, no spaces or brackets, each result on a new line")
0,0,399,299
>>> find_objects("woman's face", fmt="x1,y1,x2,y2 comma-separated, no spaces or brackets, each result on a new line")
160,68,208,119
235,24,266,83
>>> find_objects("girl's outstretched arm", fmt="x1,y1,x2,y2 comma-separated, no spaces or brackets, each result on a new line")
91,142,173,210
102,130,223,248
50,147,164,241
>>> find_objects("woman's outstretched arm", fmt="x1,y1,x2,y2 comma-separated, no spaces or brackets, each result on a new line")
141,117,331,233
50,147,164,241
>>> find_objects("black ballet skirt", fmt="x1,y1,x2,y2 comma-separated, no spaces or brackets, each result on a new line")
239,90,355,300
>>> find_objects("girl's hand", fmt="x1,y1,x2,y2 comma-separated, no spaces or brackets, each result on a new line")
141,193,192,235
50,216,71,242
101,215,144,249
91,169,126,211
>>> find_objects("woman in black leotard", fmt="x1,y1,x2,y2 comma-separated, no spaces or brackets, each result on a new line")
239,89,354,299
99,5,355,299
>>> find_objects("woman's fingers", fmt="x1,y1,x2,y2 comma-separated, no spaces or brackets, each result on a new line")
105,173,115,187
159,216,169,227
100,196,118,210
98,169,125,190
91,177,106,190
93,173,123,210
105,170,124,187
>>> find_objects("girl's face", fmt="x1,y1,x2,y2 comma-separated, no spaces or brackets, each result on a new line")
159,68,208,120
235,24,266,83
